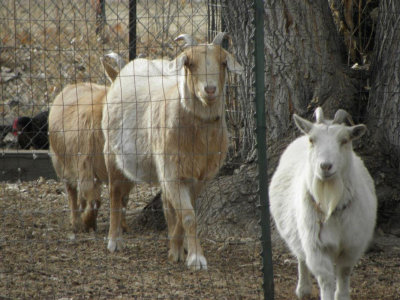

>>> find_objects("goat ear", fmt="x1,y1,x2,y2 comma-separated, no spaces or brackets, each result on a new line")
293,114,314,134
101,60,119,83
349,124,367,141
226,53,243,74
169,53,187,73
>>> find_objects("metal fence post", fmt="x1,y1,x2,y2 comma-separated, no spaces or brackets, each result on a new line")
253,0,274,299
129,0,137,61
95,0,106,36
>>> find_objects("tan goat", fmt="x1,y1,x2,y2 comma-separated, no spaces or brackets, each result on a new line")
102,33,243,270
49,62,132,232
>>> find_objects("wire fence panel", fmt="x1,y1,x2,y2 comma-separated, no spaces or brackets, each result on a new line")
2,0,400,299
0,1,265,299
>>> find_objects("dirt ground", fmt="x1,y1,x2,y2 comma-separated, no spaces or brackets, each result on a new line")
1,178,399,299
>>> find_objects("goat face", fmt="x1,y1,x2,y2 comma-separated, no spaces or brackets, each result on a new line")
294,114,367,181
171,43,242,120
183,45,241,105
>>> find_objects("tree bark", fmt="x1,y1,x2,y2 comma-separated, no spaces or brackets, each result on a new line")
140,0,400,237
263,0,359,140
223,0,362,153
367,0,400,169
221,0,256,161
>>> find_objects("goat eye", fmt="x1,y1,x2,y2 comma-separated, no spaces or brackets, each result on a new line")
185,60,193,68
187,61,195,69
309,138,314,145
341,138,349,145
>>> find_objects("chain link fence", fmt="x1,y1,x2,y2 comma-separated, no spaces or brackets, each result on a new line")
1,0,248,155
0,1,267,299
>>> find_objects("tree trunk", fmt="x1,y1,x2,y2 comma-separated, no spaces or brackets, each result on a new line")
140,0,400,237
263,0,359,140
368,0,400,169
221,0,256,161
196,0,385,239
223,0,362,153
195,0,361,239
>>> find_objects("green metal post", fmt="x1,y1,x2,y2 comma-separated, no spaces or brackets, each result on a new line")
129,0,137,61
253,0,274,299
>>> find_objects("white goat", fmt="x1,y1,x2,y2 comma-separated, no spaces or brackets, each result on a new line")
269,107,377,300
102,32,243,270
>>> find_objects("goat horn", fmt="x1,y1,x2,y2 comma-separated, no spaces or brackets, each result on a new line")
212,32,228,45
174,34,198,47
314,107,325,123
332,109,355,126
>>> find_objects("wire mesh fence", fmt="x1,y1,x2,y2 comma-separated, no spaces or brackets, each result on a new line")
2,0,400,299
0,0,266,299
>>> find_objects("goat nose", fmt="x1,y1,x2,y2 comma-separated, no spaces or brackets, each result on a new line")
205,86,216,95
320,162,332,171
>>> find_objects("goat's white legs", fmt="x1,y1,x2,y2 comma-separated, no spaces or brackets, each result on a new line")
316,274,335,300
306,252,335,300
335,266,351,300
296,259,312,298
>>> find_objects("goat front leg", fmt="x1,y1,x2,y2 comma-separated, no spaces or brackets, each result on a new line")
164,182,206,270
296,258,312,299
305,251,335,300
162,195,185,263
335,265,352,300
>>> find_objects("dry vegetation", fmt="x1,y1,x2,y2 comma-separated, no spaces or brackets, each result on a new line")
0,178,399,299
0,179,263,299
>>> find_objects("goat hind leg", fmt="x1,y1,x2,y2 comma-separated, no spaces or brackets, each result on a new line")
107,179,131,252
66,183,83,232
107,184,124,252
81,180,102,231
121,195,129,233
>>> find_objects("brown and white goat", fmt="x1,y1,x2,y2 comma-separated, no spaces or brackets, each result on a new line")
49,62,132,232
102,33,243,270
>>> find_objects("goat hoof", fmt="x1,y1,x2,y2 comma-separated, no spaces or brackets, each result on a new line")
71,219,84,233
168,247,184,263
83,219,97,232
107,238,124,253
334,291,350,300
186,253,207,270
121,218,128,233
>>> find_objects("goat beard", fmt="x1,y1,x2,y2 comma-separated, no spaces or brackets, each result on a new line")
311,176,344,222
